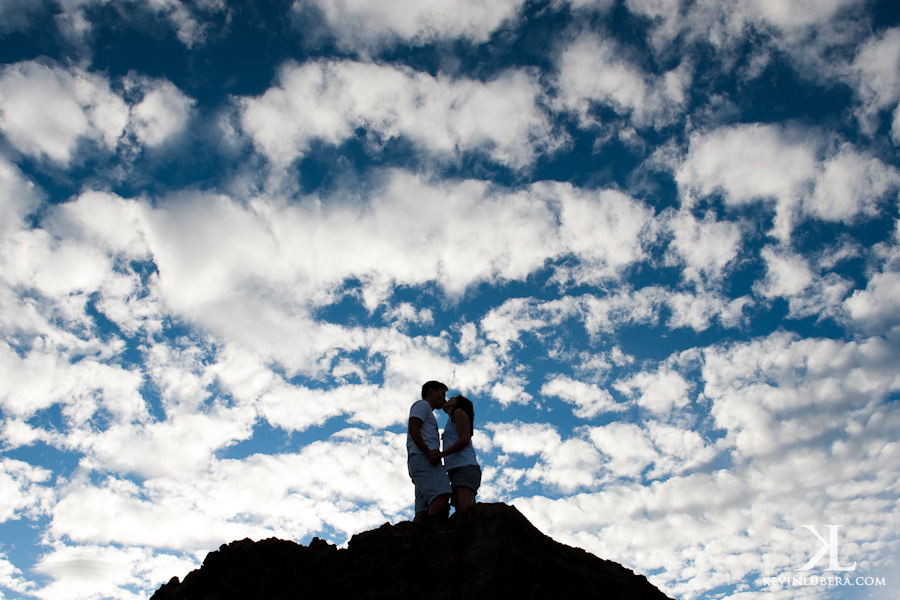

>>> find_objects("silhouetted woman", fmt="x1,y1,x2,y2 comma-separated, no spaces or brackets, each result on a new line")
439,395,481,510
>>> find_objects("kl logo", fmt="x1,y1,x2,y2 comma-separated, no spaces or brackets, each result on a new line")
798,525,857,572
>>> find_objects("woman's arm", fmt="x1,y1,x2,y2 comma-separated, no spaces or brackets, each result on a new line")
441,410,472,458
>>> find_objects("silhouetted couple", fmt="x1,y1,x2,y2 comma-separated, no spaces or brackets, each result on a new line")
407,380,482,522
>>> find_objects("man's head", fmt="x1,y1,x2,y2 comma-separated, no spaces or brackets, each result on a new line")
421,380,448,409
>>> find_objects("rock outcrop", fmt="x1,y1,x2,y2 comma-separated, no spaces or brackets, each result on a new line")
151,502,673,599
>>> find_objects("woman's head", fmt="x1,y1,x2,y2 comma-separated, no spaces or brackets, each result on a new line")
444,394,475,435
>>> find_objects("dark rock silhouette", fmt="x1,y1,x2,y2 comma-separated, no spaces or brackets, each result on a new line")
151,502,673,600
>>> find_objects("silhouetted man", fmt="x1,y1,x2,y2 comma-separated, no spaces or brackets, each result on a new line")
407,380,452,522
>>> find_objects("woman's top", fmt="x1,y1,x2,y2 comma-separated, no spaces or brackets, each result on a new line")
442,410,479,470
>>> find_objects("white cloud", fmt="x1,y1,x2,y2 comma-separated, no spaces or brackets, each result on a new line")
676,124,818,240
480,296,577,350
294,0,526,50
240,60,561,169
806,146,900,221
680,123,814,205
555,32,690,128
556,0,615,11
489,374,533,406
676,124,898,241
7,174,637,396
526,437,603,493
156,0,228,48
615,366,691,415
664,209,743,283
511,471,758,598
893,104,900,144
256,381,390,432
49,476,269,550
456,322,480,357
0,65,195,168
742,0,863,29
0,157,42,234
385,302,434,327
702,332,900,459
127,77,195,148
84,408,255,478
756,246,852,319
540,375,624,418
54,0,229,50
664,290,750,332
587,420,718,481
849,28,900,138
486,421,562,456
0,551,33,595
142,173,565,319
580,288,662,334
0,231,112,297
588,422,659,478
484,423,606,493
34,542,198,600
844,271,900,335
44,191,151,260
0,459,53,522
757,246,815,298
644,421,717,475
50,429,411,552
7,174,660,388
0,61,128,164
551,184,656,283
478,285,740,352
0,341,144,424
626,0,866,63
513,387,900,598
0,281,113,367
567,0,862,38
203,329,502,434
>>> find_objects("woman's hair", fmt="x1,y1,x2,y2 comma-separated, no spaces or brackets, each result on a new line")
452,395,475,436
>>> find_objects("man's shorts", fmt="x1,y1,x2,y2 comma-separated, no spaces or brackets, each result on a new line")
408,453,452,514
448,464,482,495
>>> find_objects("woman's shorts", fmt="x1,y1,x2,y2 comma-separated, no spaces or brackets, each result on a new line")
448,464,482,494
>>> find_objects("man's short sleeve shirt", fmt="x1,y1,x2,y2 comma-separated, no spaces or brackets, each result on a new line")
407,399,439,456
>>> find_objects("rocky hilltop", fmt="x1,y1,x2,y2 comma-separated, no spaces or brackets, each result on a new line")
151,502,673,600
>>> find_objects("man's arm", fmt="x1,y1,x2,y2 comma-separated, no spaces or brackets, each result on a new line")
408,417,441,464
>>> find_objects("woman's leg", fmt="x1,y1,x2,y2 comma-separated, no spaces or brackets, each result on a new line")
453,486,476,510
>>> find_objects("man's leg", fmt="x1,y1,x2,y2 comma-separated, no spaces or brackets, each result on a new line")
409,454,451,520
428,493,451,518
412,481,428,523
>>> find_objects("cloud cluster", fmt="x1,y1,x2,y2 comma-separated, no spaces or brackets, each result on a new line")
52,0,229,49
676,124,899,240
294,0,526,50
513,330,900,598
555,32,691,129
0,61,195,166
0,61,127,164
239,61,563,169
849,28,900,141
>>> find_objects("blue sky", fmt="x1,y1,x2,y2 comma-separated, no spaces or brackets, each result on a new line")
1,0,900,599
